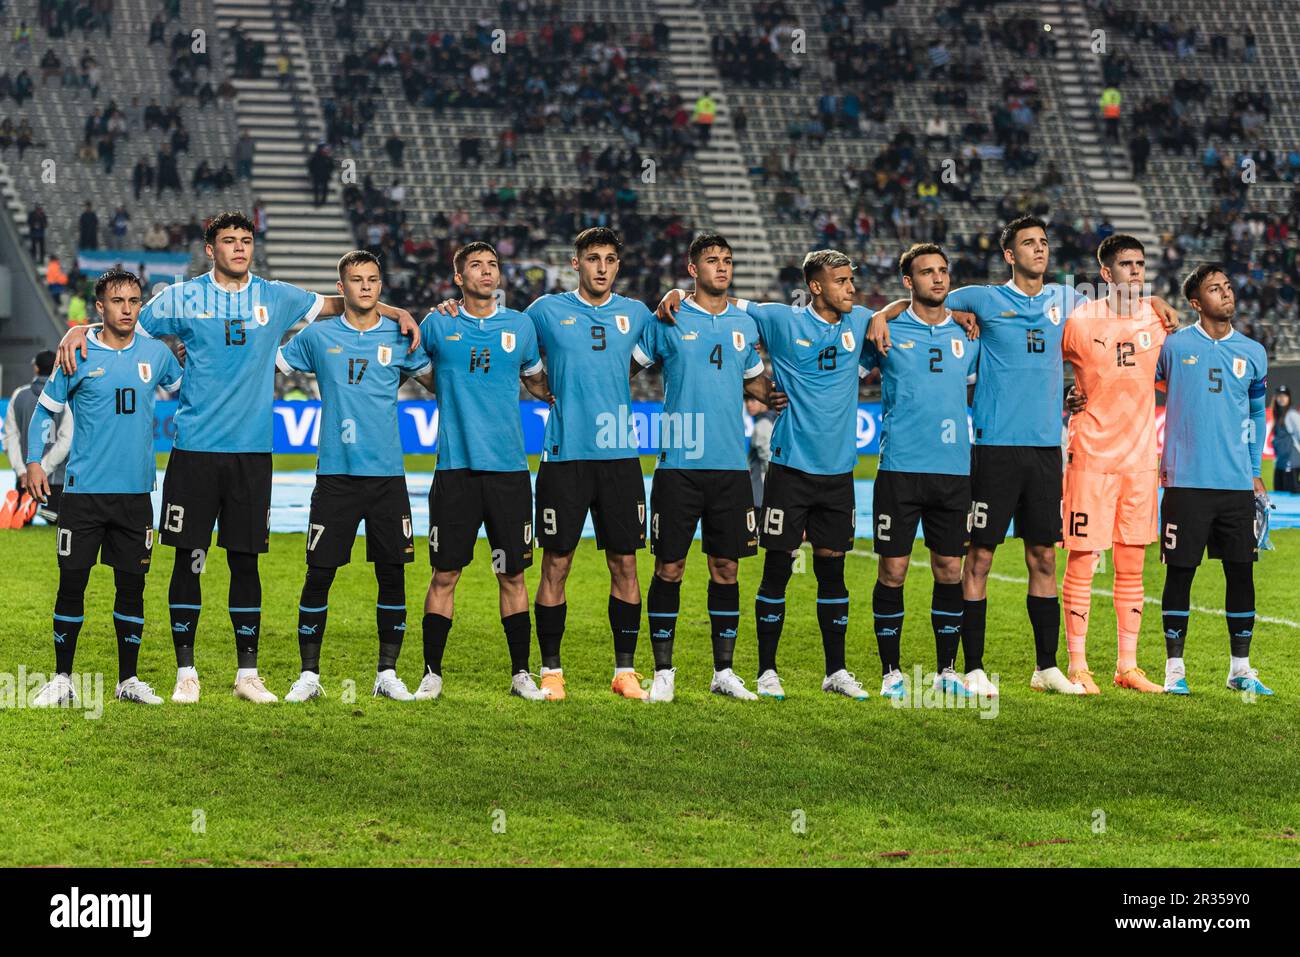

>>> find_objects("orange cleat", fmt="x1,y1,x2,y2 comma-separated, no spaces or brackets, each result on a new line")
540,670,567,701
0,489,18,527
1068,667,1102,695
1114,667,1164,693
11,493,38,528
610,670,649,700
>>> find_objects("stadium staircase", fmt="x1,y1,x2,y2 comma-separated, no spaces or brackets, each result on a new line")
212,0,353,291
1042,0,1158,250
654,0,777,299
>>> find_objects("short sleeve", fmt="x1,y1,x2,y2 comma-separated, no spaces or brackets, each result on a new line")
524,296,549,337
277,326,314,374
272,281,325,335
966,336,981,375
859,340,880,376
1155,340,1171,383
157,345,184,393
943,285,980,315
1061,314,1081,365
518,319,543,375
740,301,786,347
418,312,440,362
743,338,764,379
632,320,659,368
37,367,71,412
400,332,432,375
1249,349,1268,399
137,281,182,337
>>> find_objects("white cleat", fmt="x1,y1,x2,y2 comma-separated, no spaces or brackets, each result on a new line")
30,674,76,708
710,668,758,700
414,670,443,701
232,673,278,703
115,677,162,705
880,669,907,699
171,673,201,704
284,672,324,703
756,669,786,700
822,668,869,700
509,672,549,701
934,667,974,698
964,668,999,697
1030,666,1085,695
373,670,414,701
648,668,676,702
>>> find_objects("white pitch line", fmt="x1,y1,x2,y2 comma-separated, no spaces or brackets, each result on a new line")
849,549,1300,630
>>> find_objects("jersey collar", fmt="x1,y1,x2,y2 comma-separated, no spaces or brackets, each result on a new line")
904,306,952,327
683,294,727,317
205,269,254,294
460,302,500,323
339,313,385,334
1192,320,1234,342
571,288,613,309
87,328,137,351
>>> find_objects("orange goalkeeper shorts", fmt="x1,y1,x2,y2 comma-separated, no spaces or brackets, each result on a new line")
1062,467,1159,551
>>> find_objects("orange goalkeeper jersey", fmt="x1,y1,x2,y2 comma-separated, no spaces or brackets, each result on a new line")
1061,297,1167,473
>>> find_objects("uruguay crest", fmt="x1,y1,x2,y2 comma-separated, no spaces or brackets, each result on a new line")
1232,356,1248,379
615,314,630,334
377,344,392,366
501,330,517,353
1137,330,1152,350
732,330,746,352
841,330,855,352
1046,303,1062,325
138,362,152,383
254,305,269,326
402,516,412,539
951,337,965,359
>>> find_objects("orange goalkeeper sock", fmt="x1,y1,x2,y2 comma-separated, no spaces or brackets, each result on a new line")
1113,543,1146,671
1063,550,1098,672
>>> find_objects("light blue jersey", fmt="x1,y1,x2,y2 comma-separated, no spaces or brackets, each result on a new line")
28,331,182,493
139,270,324,453
860,309,979,475
418,306,542,472
1156,323,1268,490
736,299,872,475
527,290,652,461
633,297,764,470
277,316,431,476
945,281,1085,446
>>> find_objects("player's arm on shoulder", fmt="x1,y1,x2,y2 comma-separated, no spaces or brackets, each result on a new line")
866,298,908,353
276,324,314,375
1146,295,1180,332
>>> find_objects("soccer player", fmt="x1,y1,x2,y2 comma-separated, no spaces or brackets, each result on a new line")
1059,234,1166,694
414,241,553,701
869,216,1177,693
526,227,653,700
631,233,785,702
428,228,653,700
860,244,981,699
275,251,431,703
660,249,875,700
1157,264,1272,696
55,210,419,704
25,270,182,707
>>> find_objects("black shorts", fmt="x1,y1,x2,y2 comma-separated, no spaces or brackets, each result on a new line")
872,470,971,558
428,468,534,574
306,474,414,567
56,492,155,572
758,463,856,553
650,468,758,563
534,458,646,554
1160,487,1257,567
160,448,272,554
969,444,1062,547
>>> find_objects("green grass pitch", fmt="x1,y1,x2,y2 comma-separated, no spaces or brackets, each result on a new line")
1,456,1297,867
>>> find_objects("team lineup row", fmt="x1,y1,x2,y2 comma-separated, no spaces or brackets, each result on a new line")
16,210,1274,710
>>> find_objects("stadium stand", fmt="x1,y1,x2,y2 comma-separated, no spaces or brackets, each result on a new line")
1,0,255,322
